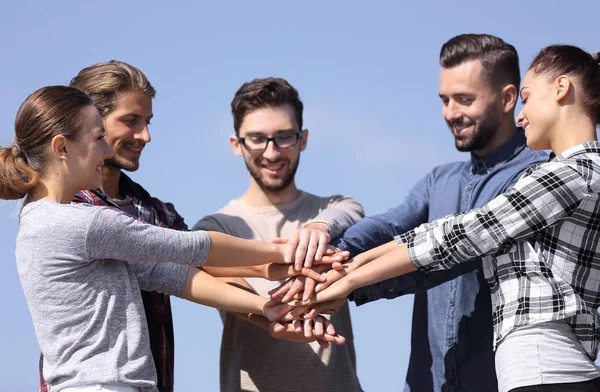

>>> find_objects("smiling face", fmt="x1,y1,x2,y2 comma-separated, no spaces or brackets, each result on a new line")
439,60,505,153
230,104,307,193
516,70,559,151
68,105,113,190
102,90,153,172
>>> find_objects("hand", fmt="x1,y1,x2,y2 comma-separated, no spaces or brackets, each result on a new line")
262,301,299,322
281,298,348,321
283,222,331,270
261,263,327,282
313,257,360,293
266,316,346,348
305,276,354,305
267,264,332,303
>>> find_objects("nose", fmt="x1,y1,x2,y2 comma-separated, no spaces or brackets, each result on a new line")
262,139,281,160
516,110,525,127
443,100,462,123
136,124,151,144
104,140,113,160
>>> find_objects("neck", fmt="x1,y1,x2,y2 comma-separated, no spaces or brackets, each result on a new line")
240,178,301,207
28,178,75,205
100,164,123,200
550,111,597,156
472,118,518,158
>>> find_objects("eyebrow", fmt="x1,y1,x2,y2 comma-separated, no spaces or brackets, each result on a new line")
519,86,529,99
244,128,297,135
120,113,154,120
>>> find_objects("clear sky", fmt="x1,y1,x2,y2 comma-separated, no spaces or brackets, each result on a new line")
1,1,599,390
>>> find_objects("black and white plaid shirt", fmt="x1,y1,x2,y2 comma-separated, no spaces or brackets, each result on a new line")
399,141,600,360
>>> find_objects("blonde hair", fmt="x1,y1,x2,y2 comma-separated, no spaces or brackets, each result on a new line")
70,60,155,117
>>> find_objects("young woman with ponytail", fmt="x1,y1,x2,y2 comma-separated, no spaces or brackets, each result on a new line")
0,86,317,392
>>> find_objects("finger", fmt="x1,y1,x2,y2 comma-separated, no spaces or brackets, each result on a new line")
313,316,325,337
285,232,300,264
265,296,282,307
292,319,302,333
314,271,342,293
300,267,326,282
281,276,305,303
286,305,310,320
271,322,286,333
303,277,317,302
313,233,329,262
294,230,311,270
316,339,330,348
268,279,294,298
315,251,348,265
281,304,298,319
331,261,344,271
303,231,320,268
324,318,337,336
303,318,313,339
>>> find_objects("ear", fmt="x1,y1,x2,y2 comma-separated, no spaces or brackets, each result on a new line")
229,134,243,157
299,129,308,152
555,75,571,103
501,84,518,114
50,135,69,161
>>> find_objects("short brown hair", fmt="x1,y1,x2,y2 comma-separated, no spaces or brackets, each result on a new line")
0,86,94,199
440,34,520,90
70,60,155,117
231,77,303,133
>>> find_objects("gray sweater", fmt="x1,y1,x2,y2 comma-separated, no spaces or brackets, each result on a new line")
16,200,210,392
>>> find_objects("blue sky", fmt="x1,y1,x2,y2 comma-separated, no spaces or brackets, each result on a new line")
1,1,599,390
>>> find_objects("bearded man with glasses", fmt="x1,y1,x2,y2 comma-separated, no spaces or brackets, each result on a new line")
193,77,364,392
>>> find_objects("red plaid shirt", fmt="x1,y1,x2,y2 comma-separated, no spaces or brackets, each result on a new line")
38,173,187,392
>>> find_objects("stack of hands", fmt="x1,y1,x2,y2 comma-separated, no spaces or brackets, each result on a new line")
259,224,362,348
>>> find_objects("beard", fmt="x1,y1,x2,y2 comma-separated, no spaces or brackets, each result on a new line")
104,155,140,172
451,106,503,152
245,155,300,193
104,141,145,172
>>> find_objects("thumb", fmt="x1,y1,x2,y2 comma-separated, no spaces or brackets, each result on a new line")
270,237,289,244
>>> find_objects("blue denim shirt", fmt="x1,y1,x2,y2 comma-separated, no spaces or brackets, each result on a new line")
333,131,548,392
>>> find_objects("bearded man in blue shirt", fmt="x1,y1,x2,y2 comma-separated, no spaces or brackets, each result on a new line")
339,33,549,392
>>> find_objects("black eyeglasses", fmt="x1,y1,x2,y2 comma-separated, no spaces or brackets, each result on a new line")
237,131,303,152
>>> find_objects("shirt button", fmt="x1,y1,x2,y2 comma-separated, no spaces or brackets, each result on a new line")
467,185,473,191
448,340,455,348
449,299,455,307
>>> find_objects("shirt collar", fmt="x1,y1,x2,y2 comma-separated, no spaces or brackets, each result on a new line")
470,128,528,174
552,141,600,162
118,172,152,202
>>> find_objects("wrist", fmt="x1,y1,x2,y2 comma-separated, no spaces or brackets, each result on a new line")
304,221,330,235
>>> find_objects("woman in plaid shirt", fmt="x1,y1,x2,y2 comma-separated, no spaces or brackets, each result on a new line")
309,45,600,391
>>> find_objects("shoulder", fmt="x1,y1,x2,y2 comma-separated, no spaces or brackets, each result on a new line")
192,201,239,233
425,160,467,182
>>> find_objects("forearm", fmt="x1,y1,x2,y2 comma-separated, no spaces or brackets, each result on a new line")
202,265,266,279
350,240,400,270
205,231,283,267
347,244,416,291
183,268,266,315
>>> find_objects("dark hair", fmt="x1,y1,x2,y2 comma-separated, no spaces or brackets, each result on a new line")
0,86,93,199
528,45,600,122
70,60,155,117
440,34,520,90
231,77,303,133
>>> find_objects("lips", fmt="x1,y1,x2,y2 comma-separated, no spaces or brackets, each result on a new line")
123,144,144,158
261,162,285,175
